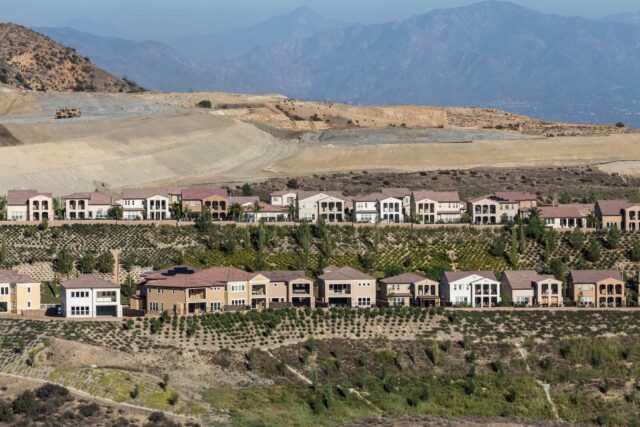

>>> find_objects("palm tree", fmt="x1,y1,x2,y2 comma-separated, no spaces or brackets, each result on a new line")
528,207,541,220
229,203,245,221
252,202,262,223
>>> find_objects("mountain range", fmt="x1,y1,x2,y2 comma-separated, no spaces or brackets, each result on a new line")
27,1,640,126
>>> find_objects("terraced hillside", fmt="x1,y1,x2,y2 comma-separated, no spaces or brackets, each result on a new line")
1,223,639,290
1,309,640,425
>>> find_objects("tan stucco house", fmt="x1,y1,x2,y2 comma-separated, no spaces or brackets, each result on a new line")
258,270,315,308
318,266,376,308
6,189,53,222
62,191,112,220
380,272,439,307
501,270,563,307
411,191,462,223
0,270,40,314
468,192,537,225
568,270,625,308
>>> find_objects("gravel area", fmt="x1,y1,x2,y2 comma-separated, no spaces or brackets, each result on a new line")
299,127,537,147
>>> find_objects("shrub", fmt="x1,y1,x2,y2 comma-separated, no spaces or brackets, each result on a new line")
585,240,601,262
616,122,625,128
197,100,212,108
167,392,179,406
505,389,517,403
12,390,38,414
78,403,100,417
35,383,70,400
0,401,13,423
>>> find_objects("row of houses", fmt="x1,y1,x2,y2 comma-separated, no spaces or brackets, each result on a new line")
1,266,626,318
3,187,640,230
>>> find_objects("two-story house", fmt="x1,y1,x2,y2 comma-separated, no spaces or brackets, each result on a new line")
258,271,315,308
6,189,53,222
115,189,172,220
411,191,462,223
379,272,439,307
269,190,298,207
595,200,640,231
468,192,537,225
60,275,122,318
500,270,563,307
0,270,40,314
568,270,625,308
180,188,229,220
318,266,376,308
440,271,501,307
296,191,346,222
62,191,112,220
352,193,404,223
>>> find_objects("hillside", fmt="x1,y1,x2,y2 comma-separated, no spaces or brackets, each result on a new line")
0,23,142,92
204,1,640,126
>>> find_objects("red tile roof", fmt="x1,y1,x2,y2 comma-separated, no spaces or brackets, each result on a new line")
412,191,460,203
494,192,537,202
62,191,112,205
596,200,632,216
380,272,436,285
143,266,262,288
569,270,623,283
501,270,558,290
181,187,228,201
319,266,374,281
7,189,52,205
443,271,498,282
258,271,311,282
539,204,593,219
0,269,38,284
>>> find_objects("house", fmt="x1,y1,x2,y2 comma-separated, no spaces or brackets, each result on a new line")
380,188,412,217
180,188,229,220
568,270,625,308
258,271,315,308
244,202,288,222
136,266,273,314
411,191,462,223
60,275,122,318
269,190,297,207
468,192,537,225
500,271,563,307
440,271,501,307
6,189,53,222
539,204,594,229
297,191,346,222
352,193,404,223
115,189,171,220
62,191,112,220
595,200,640,231
379,272,439,307
0,270,40,314
318,266,376,308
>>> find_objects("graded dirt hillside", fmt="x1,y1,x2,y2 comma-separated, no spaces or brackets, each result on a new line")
0,23,142,92
1,89,639,194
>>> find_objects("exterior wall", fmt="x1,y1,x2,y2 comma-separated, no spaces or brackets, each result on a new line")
380,283,412,306
534,279,563,307
412,199,462,224
441,275,501,307
320,279,376,307
601,214,623,229
510,289,535,306
379,197,404,223
469,199,518,224
270,193,297,206
0,282,40,313
570,282,597,307
65,199,110,220
182,196,228,219
145,285,227,314
318,197,346,223
288,278,314,308
147,196,171,220
61,287,122,318
6,205,28,221
28,196,53,221
119,198,146,220
543,217,587,229
595,278,625,307
623,206,640,231
298,195,328,222
353,201,378,223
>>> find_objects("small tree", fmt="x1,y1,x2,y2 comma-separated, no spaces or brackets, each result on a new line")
228,203,245,221
586,239,602,262
629,241,640,262
197,100,212,108
77,251,96,274
286,178,300,189
107,205,123,220
550,258,565,282
489,235,505,257
53,249,74,278
167,392,179,406
606,227,621,249
241,183,253,196
161,373,170,390
96,252,114,273
567,227,586,250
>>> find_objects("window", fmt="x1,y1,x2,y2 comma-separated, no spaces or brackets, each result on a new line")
454,296,468,305
157,288,163,294
0,287,8,295
515,296,529,305
149,302,159,311
231,299,246,306
211,302,221,312
70,306,90,316
231,284,245,292
357,297,371,307
359,282,371,287
27,301,31,308
391,297,404,306
71,291,89,298
27,287,31,293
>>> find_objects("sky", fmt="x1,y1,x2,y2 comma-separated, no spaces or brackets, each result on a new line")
2,0,639,38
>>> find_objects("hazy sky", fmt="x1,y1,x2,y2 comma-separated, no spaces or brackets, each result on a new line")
3,0,639,37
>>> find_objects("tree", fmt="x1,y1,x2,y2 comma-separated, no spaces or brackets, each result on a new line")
286,204,297,221
77,251,96,274
195,206,212,231
286,178,300,189
558,191,572,204
228,203,245,221
550,258,565,282
96,252,114,274
251,201,262,222
0,241,8,268
161,373,170,390
197,100,212,108
489,235,505,257
508,227,519,267
107,205,123,220
241,183,253,196
517,217,526,254
629,241,640,262
121,274,136,298
606,226,621,249
53,249,74,277
586,240,602,262
169,202,183,221
383,264,404,277
52,197,64,220
567,228,586,250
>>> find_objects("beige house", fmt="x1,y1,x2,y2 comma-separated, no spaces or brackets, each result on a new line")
595,200,640,231
353,193,404,223
180,188,229,220
318,266,376,307
258,271,315,308
569,270,625,308
411,191,462,223
63,191,112,220
501,271,563,307
138,266,292,314
297,191,346,222
269,190,297,207
379,272,439,307
0,270,40,314
539,204,594,229
623,203,640,231
6,189,53,222
468,192,537,225
245,202,288,222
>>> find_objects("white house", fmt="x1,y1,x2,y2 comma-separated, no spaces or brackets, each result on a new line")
6,189,53,222
62,191,112,220
60,275,122,318
352,193,404,223
115,189,172,220
440,271,501,308
269,190,297,207
539,204,593,229
296,191,345,222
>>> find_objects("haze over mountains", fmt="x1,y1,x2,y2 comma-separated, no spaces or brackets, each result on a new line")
27,1,640,126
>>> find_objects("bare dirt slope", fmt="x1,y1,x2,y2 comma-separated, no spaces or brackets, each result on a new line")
0,23,142,92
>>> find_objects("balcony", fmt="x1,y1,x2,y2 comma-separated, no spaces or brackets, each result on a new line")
292,287,311,295
96,296,117,303
251,290,266,296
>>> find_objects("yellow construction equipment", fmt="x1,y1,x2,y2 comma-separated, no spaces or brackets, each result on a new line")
55,108,82,119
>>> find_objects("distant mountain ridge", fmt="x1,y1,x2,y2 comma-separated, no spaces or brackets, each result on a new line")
602,12,640,26
0,22,141,92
